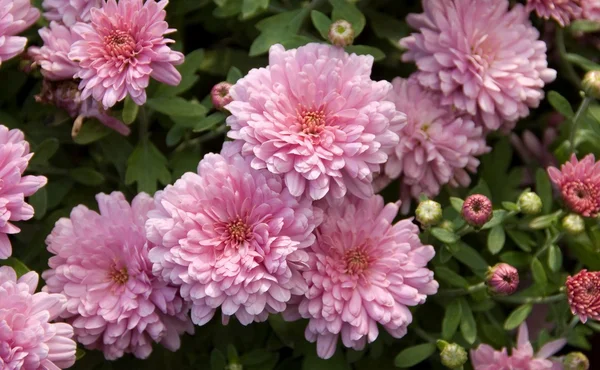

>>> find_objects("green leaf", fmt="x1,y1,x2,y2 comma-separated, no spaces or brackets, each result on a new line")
73,119,112,145
502,201,520,212
504,304,533,330
122,96,139,125
213,0,243,18
194,112,227,132
242,0,269,19
154,49,204,97
1,257,30,277
211,349,227,370
442,300,462,340
365,10,409,42
344,45,385,61
125,140,171,194
303,350,348,370
227,344,239,363
146,97,208,118
31,138,59,165
506,229,534,252
530,210,563,229
330,0,366,37
482,210,508,230
431,227,459,244
570,20,600,33
226,66,243,83
30,187,47,220
459,298,477,344
75,348,85,360
566,53,600,71
241,349,275,366
250,9,309,56
311,10,332,40
450,197,464,213
500,251,531,269
548,244,563,273
535,169,552,214
547,91,574,119
487,225,506,255
394,343,436,368
452,243,488,275
69,167,105,186
435,266,469,288
531,257,548,285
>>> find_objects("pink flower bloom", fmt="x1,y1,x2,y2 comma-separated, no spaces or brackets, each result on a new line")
146,149,322,326
35,80,131,136
226,43,401,201
43,192,194,360
0,0,40,66
566,269,600,323
384,77,488,205
211,82,233,111
69,0,184,108
462,194,493,228
547,154,600,217
583,0,600,20
400,0,557,131
0,266,77,369
486,263,519,295
0,126,47,259
42,0,102,26
526,0,582,26
471,323,566,370
286,195,438,359
28,22,81,81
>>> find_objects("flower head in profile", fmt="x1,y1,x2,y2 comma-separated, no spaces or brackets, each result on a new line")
211,82,233,111
0,266,77,369
566,269,600,323
486,263,519,295
0,0,40,66
547,154,600,217
226,43,401,201
42,0,102,26
146,148,322,327
0,126,47,259
526,0,582,26
28,22,82,81
285,195,438,359
384,77,488,205
69,0,184,108
43,192,194,360
400,0,556,131
471,323,566,369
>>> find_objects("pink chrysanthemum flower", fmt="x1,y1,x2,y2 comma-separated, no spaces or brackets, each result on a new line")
0,0,40,66
42,0,103,26
226,43,401,201
400,0,557,131
547,154,600,217
471,323,565,370
68,0,184,109
384,77,488,205
146,148,322,327
526,0,582,26
0,126,47,259
566,269,600,323
583,0,600,20
285,195,438,359
462,194,493,228
0,266,77,369
28,22,81,81
43,192,194,360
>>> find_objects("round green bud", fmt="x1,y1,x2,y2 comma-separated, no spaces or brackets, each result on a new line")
517,192,542,215
563,352,590,370
415,200,443,227
562,214,585,235
437,340,467,369
582,70,600,100
328,20,354,47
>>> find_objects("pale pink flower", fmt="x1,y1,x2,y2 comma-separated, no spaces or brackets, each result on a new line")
146,149,322,327
0,0,40,66
28,22,81,81
42,0,103,26
0,126,47,259
566,269,600,323
0,266,77,370
547,154,600,217
400,0,557,131
471,323,566,370
43,192,194,360
226,43,401,201
583,0,600,20
384,77,488,205
285,195,438,359
69,0,184,108
526,0,582,26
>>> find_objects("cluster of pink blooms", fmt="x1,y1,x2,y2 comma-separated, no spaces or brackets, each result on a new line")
0,0,39,67
27,0,184,135
526,0,600,25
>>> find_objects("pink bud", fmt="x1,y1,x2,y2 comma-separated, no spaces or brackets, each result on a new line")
461,194,492,227
487,263,519,295
211,82,233,111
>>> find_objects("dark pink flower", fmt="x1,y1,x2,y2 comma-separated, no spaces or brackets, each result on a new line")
487,263,519,295
526,0,582,26
566,269,600,323
462,194,493,227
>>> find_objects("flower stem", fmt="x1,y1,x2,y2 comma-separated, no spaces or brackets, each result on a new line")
437,282,486,297
413,326,436,344
556,28,581,89
494,292,566,305
569,96,592,154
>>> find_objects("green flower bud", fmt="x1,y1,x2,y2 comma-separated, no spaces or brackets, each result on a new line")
517,192,542,215
439,220,454,232
328,20,354,47
582,70,600,100
415,200,443,227
563,352,590,370
562,214,585,235
437,340,467,369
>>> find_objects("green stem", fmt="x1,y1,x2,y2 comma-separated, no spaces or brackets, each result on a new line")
413,327,436,344
494,292,565,305
556,28,581,88
456,224,472,237
569,97,592,154
437,282,486,297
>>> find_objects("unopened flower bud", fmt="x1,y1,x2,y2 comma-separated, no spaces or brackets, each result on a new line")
328,20,354,47
518,192,542,215
439,220,454,232
416,200,442,227
582,70,600,100
211,82,233,111
563,352,590,370
562,214,585,235
486,263,519,295
461,194,492,228
437,340,467,369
